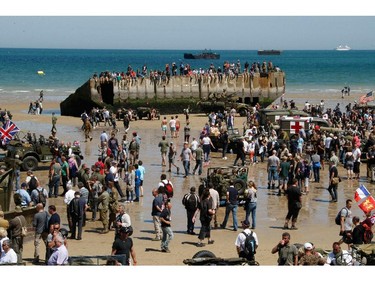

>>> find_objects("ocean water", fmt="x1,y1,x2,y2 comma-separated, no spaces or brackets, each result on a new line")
0,48,375,103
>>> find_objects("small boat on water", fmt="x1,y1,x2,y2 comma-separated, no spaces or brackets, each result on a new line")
183,50,220,60
257,49,282,55
335,45,351,51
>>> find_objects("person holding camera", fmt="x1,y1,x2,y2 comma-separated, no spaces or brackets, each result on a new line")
111,227,137,266
271,232,298,266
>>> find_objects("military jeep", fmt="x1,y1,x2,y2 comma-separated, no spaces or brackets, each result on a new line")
3,131,83,171
210,127,242,154
205,166,248,206
136,107,160,120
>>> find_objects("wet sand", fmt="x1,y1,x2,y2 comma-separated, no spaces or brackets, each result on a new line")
3,91,374,267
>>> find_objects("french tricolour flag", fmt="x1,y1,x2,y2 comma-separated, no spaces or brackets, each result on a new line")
354,184,371,202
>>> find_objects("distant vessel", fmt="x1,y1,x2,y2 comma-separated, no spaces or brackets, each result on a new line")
257,50,282,55
335,45,351,51
183,50,220,60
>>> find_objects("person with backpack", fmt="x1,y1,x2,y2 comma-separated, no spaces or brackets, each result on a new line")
337,199,353,248
182,187,200,235
26,170,38,195
30,182,49,208
235,220,259,262
158,174,174,199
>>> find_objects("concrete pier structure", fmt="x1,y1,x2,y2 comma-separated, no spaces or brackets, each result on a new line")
61,71,285,116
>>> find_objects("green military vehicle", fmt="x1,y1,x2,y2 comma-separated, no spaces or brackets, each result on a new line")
197,91,251,117
2,131,83,171
210,127,242,154
258,109,310,126
136,107,161,120
205,166,248,206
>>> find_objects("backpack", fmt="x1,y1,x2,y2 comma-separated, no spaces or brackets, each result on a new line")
163,180,174,198
13,192,22,206
37,188,47,207
28,176,38,193
335,207,347,225
362,222,374,244
182,193,198,211
242,231,256,257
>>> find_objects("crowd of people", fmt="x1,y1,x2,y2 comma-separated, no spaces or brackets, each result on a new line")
3,93,375,266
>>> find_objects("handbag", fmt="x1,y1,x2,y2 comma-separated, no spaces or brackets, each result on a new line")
313,161,321,168
17,217,27,237
331,177,340,185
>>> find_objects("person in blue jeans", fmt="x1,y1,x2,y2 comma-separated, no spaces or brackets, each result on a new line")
134,163,141,202
160,199,174,253
244,181,257,229
267,150,280,189
220,181,239,231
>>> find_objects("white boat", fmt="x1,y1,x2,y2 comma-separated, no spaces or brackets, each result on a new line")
335,45,351,51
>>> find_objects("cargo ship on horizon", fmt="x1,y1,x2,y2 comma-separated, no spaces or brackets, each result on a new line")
257,49,282,55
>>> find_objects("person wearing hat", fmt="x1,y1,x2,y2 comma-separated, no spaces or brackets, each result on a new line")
48,157,61,198
8,206,27,263
111,226,137,265
298,242,325,265
0,239,18,264
235,220,259,262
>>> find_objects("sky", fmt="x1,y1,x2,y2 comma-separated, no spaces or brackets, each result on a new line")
0,16,375,50
0,1,375,50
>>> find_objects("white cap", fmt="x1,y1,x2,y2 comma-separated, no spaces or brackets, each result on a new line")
304,242,313,250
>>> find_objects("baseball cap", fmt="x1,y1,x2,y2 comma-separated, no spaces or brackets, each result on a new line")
304,242,313,250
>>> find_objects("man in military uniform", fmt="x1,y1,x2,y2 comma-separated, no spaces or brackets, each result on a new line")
210,169,226,199
97,185,110,233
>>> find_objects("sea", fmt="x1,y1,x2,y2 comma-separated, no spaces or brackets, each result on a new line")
1,48,375,105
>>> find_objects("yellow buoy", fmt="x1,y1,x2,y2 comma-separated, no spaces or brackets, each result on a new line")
37,70,45,75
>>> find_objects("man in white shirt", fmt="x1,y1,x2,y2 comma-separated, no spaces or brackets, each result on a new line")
64,181,75,230
208,183,220,228
235,220,259,262
326,241,353,266
190,137,199,155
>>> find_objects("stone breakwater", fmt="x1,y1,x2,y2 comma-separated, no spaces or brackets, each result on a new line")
60,72,285,116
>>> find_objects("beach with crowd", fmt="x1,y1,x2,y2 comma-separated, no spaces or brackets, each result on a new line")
1,87,375,267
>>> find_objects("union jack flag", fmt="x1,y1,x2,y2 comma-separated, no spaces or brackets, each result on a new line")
0,120,20,145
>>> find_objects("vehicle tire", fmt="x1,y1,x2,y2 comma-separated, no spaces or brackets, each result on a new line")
192,250,216,259
238,108,247,117
233,178,246,195
22,156,38,171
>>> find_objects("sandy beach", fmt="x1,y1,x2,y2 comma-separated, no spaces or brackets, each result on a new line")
2,90,374,268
